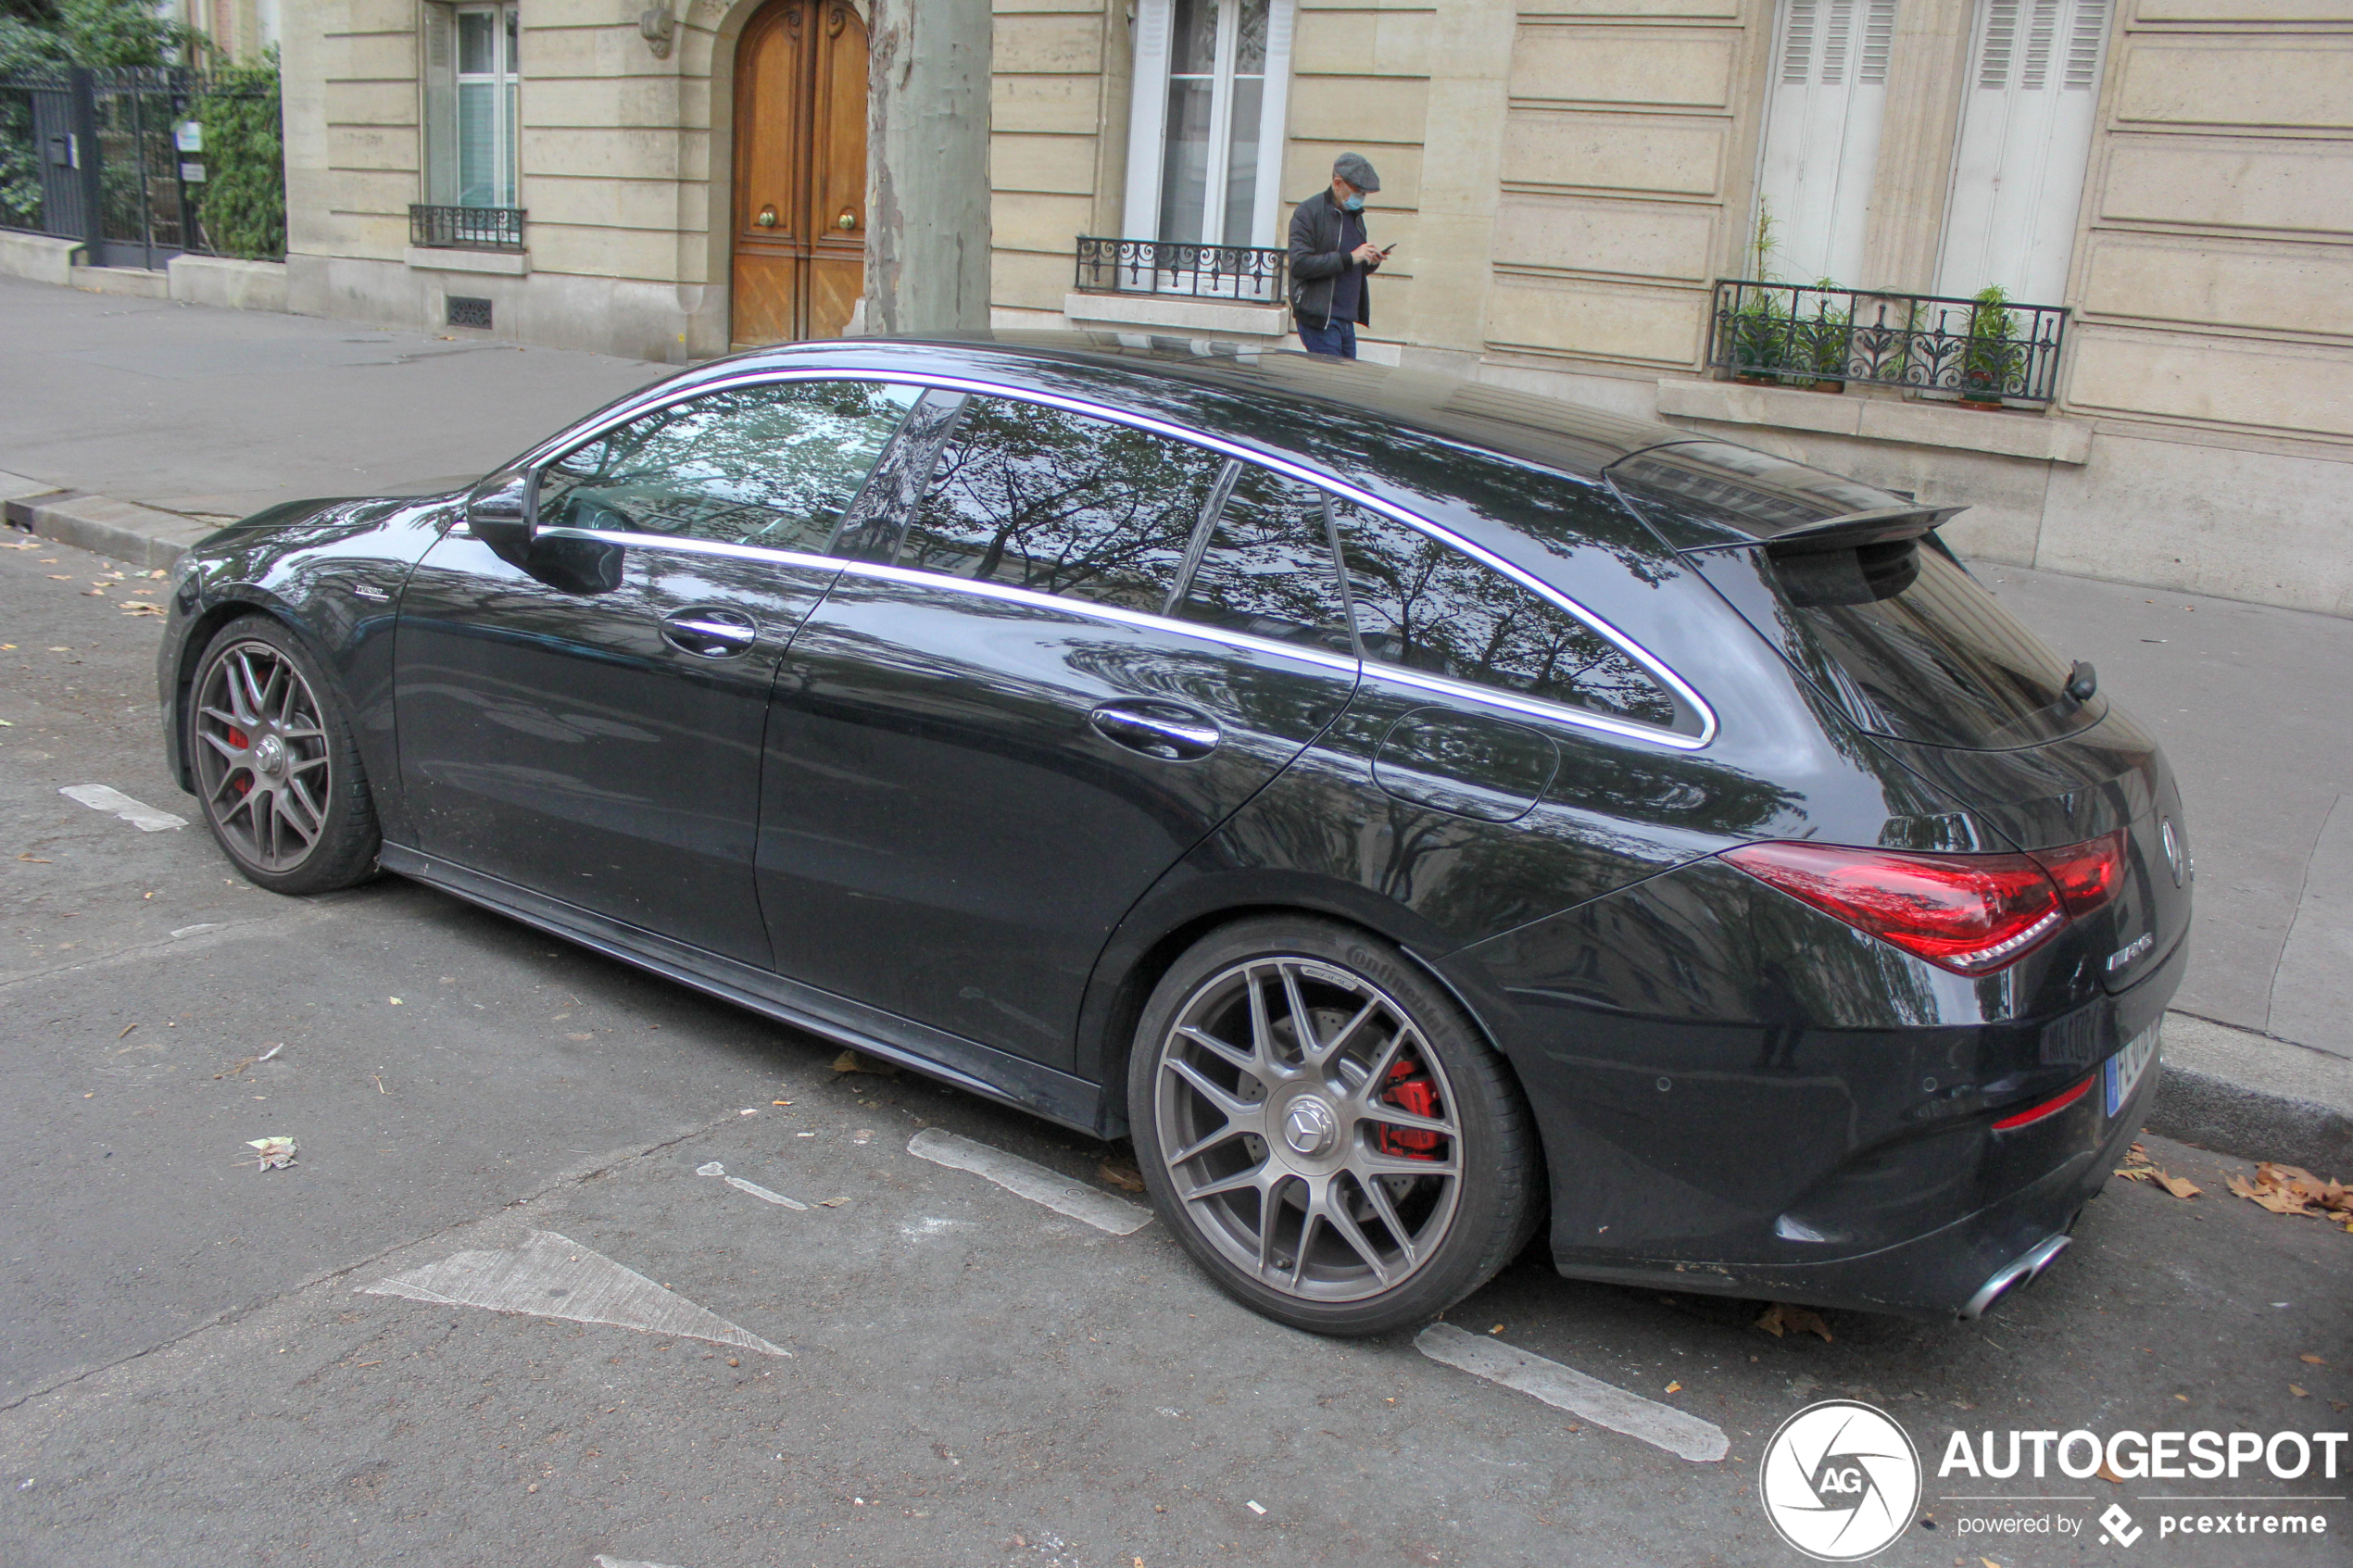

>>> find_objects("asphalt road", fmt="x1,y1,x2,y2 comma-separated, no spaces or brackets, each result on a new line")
1,536,2347,1568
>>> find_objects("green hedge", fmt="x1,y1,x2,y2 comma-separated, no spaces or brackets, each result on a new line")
193,54,282,260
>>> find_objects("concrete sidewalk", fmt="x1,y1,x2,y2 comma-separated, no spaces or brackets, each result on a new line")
2,272,2345,1173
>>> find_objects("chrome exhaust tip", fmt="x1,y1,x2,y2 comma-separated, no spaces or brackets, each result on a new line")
1958,1233,2071,1321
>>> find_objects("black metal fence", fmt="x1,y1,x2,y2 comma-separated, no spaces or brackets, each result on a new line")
1075,235,1287,306
1,67,278,270
1705,279,2070,406
410,203,526,252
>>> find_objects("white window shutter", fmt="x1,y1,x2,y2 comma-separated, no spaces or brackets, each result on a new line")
1936,0,2114,304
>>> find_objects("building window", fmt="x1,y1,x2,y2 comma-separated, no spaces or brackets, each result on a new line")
1122,0,1296,253
1752,0,1898,287
423,1,521,211
1935,0,2113,304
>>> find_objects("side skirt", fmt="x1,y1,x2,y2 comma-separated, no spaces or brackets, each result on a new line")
379,843,1111,1136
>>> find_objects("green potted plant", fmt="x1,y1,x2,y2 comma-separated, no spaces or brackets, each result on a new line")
1801,279,1850,392
1960,284,2023,408
1729,286,1800,383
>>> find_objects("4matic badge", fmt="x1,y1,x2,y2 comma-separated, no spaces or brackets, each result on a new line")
1760,1399,1923,1562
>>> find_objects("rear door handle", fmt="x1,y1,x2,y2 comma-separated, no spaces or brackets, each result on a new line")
661,607,759,659
1088,701,1220,761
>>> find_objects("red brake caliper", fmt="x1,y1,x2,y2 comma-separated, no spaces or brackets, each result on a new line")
227,728,252,796
1376,1057,1444,1160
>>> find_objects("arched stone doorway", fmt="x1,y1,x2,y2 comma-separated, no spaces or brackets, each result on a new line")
730,0,867,347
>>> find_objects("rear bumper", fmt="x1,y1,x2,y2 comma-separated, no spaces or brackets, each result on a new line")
1548,1056,2156,1318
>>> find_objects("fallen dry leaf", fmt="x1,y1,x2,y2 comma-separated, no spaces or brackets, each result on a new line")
1665,1380,1682,1394
245,1135,296,1171
18,853,50,863
2300,1354,2327,1365
2156,1173,2201,1200
1756,1302,1834,1342
831,1048,898,1078
2289,1385,2308,1398
2096,1459,2126,1484
1098,1157,1146,1193
2227,1162,2351,1222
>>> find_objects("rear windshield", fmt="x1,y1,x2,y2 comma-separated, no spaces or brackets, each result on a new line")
1706,538,2099,749
1609,451,2097,750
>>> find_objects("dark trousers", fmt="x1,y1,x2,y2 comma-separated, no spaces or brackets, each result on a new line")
1297,319,1357,358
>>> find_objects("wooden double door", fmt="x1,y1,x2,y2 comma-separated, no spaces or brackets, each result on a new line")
731,0,867,347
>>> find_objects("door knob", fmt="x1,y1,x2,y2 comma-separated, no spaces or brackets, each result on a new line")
661,607,759,659
756,205,777,229
1088,701,1220,761
837,207,858,232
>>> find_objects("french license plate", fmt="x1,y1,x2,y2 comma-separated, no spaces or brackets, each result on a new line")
2104,1023,2158,1117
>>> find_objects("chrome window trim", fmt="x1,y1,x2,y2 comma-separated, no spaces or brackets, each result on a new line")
517,364,1718,750
535,526,842,575
539,526,1701,748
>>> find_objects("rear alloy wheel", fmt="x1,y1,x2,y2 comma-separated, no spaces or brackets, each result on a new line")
189,617,381,894
1128,918,1541,1336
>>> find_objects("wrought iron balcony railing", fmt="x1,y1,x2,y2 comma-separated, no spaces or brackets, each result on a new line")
1075,235,1287,306
1705,279,2069,406
409,203,526,253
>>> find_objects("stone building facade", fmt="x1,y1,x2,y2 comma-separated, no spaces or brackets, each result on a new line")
277,0,2353,614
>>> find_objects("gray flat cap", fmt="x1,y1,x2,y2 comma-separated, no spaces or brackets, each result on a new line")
1332,152,1381,194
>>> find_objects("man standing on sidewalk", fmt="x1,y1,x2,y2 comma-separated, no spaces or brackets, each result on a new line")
1289,153,1384,358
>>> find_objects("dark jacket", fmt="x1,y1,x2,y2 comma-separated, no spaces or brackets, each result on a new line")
1288,187,1376,329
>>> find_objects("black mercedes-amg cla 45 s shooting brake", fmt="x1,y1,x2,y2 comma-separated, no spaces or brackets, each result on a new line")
157,334,2189,1336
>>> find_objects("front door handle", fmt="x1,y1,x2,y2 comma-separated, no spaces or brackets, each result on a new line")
1088,701,1220,761
661,607,759,659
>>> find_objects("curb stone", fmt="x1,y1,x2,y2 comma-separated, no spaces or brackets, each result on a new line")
3,472,217,569
2150,1011,2352,1178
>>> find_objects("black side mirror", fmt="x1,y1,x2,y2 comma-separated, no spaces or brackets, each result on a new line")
465,469,535,563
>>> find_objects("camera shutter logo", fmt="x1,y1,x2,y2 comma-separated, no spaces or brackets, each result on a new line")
1758,1399,1922,1562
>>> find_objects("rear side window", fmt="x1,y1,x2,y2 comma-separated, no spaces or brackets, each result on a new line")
898,397,1225,611
1175,464,1353,654
537,380,920,548
1755,539,2093,749
1330,500,1689,734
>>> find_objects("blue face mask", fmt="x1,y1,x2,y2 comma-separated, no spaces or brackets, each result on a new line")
1341,193,1365,212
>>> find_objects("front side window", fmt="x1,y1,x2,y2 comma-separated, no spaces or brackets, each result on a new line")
1176,463,1352,653
1332,501,1687,734
537,380,921,549
1122,0,1297,257
896,398,1225,612
422,1,521,211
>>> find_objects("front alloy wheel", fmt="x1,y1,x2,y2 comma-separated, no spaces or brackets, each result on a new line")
189,617,380,894
1130,918,1541,1336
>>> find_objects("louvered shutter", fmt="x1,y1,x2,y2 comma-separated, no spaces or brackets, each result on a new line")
1752,0,1899,285
1936,0,2113,303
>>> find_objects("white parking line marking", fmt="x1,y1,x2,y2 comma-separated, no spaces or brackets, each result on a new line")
169,923,221,939
694,1160,812,1211
60,784,187,832
360,1229,787,1357
907,1128,1153,1236
1415,1323,1728,1462
594,1557,688,1568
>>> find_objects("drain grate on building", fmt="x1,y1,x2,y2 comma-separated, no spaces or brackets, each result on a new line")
446,295,494,330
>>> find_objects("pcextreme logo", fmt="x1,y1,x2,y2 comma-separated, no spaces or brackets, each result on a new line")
1759,1399,1923,1562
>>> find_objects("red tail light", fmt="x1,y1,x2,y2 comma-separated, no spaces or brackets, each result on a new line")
2032,829,2126,917
1721,842,2063,975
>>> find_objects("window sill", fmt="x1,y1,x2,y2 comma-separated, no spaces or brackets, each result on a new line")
405,245,531,277
1063,291,1289,340
1655,377,2092,465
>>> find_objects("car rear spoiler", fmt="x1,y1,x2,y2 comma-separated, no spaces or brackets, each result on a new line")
1749,504,1969,555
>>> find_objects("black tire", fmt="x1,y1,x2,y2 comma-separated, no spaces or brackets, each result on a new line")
1126,916,1542,1336
186,615,381,895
